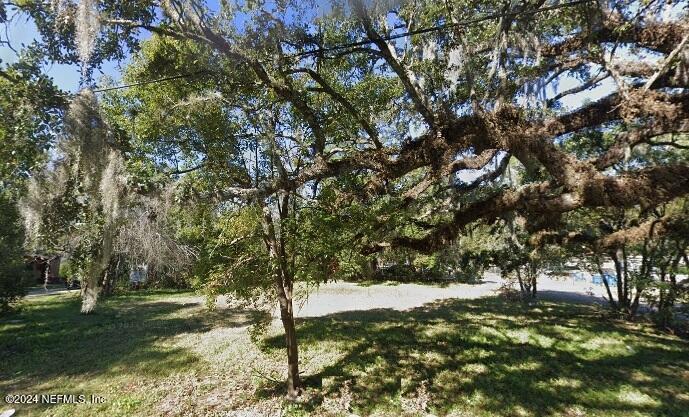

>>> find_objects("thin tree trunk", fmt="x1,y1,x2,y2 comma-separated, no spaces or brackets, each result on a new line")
43,257,51,288
611,250,625,312
630,288,642,317
658,269,669,326
622,246,630,311
101,269,113,296
659,251,684,327
276,282,301,398
597,259,616,309
516,268,526,294
261,200,302,398
260,127,303,397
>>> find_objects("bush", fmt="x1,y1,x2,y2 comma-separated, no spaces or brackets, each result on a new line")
0,269,27,313
0,193,29,313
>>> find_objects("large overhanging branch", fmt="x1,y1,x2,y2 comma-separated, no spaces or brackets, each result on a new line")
531,207,689,252
366,163,689,254
541,15,687,59
215,86,688,201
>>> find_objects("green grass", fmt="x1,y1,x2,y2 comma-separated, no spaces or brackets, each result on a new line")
1,290,688,417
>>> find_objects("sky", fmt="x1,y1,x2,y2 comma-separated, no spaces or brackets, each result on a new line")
0,12,127,92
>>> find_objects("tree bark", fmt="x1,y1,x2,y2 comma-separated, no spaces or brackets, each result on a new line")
622,246,631,311
611,250,626,312
101,268,114,297
597,260,616,309
81,225,115,314
516,268,526,294
261,199,302,398
80,271,100,314
277,287,301,398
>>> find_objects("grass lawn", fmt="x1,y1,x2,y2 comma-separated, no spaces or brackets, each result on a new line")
1,289,688,417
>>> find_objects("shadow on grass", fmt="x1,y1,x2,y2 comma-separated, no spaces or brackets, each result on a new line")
537,289,607,305
263,297,689,417
0,292,267,391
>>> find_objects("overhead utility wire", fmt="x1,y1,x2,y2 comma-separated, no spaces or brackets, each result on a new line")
93,70,208,93
93,0,594,93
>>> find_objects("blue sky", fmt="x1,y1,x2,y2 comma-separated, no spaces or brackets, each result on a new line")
0,11,131,92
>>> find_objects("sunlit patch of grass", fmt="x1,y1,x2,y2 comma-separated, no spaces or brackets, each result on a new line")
580,336,631,355
530,333,556,348
506,328,531,344
504,359,542,372
616,385,660,407
461,363,489,376
549,377,583,389
0,290,273,417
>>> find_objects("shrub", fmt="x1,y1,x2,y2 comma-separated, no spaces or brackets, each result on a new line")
0,193,29,313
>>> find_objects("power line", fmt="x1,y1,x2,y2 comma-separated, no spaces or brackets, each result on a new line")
93,0,595,93
92,70,207,93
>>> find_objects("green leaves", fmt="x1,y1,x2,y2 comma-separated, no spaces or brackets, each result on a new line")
191,205,274,301
0,190,30,313
0,55,66,189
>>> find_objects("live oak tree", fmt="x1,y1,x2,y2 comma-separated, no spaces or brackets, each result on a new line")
11,0,689,396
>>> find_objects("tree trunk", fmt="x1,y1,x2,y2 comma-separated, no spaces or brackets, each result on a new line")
611,250,626,312
101,268,113,297
277,291,301,398
516,268,526,294
630,288,642,318
261,200,302,398
658,269,670,327
43,257,51,288
81,227,114,314
80,270,100,314
597,260,617,309
622,246,631,311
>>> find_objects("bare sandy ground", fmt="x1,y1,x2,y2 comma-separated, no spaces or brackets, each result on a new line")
291,275,503,318
288,273,609,318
